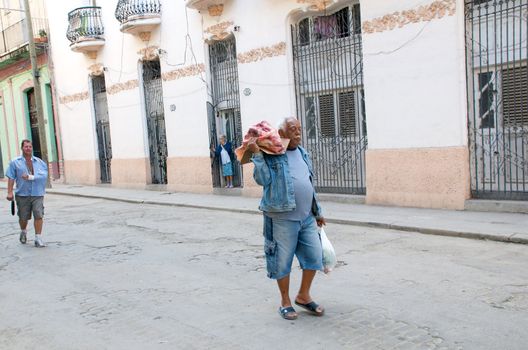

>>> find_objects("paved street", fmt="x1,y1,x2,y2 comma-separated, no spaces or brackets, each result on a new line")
1,194,527,350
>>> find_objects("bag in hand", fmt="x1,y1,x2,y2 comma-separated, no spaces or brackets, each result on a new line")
320,227,336,274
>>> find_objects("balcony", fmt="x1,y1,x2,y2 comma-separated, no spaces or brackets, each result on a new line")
66,7,105,58
186,0,227,16
115,0,161,41
0,17,49,66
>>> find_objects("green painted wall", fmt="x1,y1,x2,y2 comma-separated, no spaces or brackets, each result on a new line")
0,65,58,174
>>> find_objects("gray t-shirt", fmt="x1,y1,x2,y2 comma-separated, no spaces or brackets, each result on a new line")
266,148,314,221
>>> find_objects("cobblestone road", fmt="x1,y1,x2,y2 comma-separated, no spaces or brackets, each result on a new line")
0,195,526,349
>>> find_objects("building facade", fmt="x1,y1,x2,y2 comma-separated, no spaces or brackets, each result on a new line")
0,0,62,180
46,0,527,209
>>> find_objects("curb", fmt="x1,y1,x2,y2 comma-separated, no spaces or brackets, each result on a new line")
47,190,528,245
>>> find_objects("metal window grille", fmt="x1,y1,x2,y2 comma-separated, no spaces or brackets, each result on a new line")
292,3,367,194
466,0,528,200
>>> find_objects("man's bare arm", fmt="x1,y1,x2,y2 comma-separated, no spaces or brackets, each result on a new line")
6,178,14,201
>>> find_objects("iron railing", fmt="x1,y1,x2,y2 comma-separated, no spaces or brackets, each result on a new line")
0,17,48,56
292,4,367,195
66,6,104,44
466,0,528,200
115,0,162,24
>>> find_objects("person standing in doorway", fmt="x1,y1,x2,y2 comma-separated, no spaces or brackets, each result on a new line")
5,139,48,247
246,117,326,320
214,135,234,188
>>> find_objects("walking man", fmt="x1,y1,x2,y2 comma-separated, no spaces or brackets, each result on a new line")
247,117,326,320
5,139,48,247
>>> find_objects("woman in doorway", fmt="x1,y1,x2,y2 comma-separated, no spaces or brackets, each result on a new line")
214,135,234,188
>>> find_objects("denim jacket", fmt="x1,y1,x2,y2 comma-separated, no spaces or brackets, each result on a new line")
251,146,323,219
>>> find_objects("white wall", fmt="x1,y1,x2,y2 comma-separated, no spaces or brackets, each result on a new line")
157,4,210,158
200,0,300,131
97,0,149,160
361,0,468,150
48,0,98,161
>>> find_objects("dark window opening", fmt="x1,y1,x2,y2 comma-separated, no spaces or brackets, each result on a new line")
314,8,349,41
478,72,495,129
297,6,361,45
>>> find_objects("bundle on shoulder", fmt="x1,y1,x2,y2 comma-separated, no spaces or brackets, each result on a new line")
236,121,289,164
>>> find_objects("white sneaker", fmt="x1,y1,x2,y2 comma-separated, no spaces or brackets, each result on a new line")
34,236,46,248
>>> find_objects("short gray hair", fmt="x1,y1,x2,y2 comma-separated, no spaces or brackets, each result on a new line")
277,117,298,132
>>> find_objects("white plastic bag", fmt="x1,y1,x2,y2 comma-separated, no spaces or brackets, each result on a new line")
320,227,336,274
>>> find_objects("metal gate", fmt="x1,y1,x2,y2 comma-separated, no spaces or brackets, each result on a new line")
466,0,528,200
142,59,168,185
292,4,367,194
209,36,243,188
92,75,112,183
26,88,42,160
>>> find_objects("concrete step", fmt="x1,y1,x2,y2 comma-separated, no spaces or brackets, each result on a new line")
465,199,528,214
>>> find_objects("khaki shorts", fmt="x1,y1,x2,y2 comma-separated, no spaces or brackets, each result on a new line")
15,196,45,220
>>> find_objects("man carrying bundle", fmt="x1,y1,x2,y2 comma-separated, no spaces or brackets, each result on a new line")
245,117,326,320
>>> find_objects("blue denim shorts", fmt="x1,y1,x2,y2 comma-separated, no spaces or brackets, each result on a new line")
263,215,323,280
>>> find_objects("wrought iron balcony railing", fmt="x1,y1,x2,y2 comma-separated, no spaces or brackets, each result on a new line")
66,6,104,44
115,0,162,24
0,17,48,57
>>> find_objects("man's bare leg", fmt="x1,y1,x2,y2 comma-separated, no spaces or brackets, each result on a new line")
277,275,297,318
19,219,28,231
34,218,43,235
18,219,28,244
296,269,324,313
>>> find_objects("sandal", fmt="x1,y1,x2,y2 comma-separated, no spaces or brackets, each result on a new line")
278,306,298,320
294,300,324,316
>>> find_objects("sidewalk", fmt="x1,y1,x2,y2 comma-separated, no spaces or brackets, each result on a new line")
2,182,527,244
